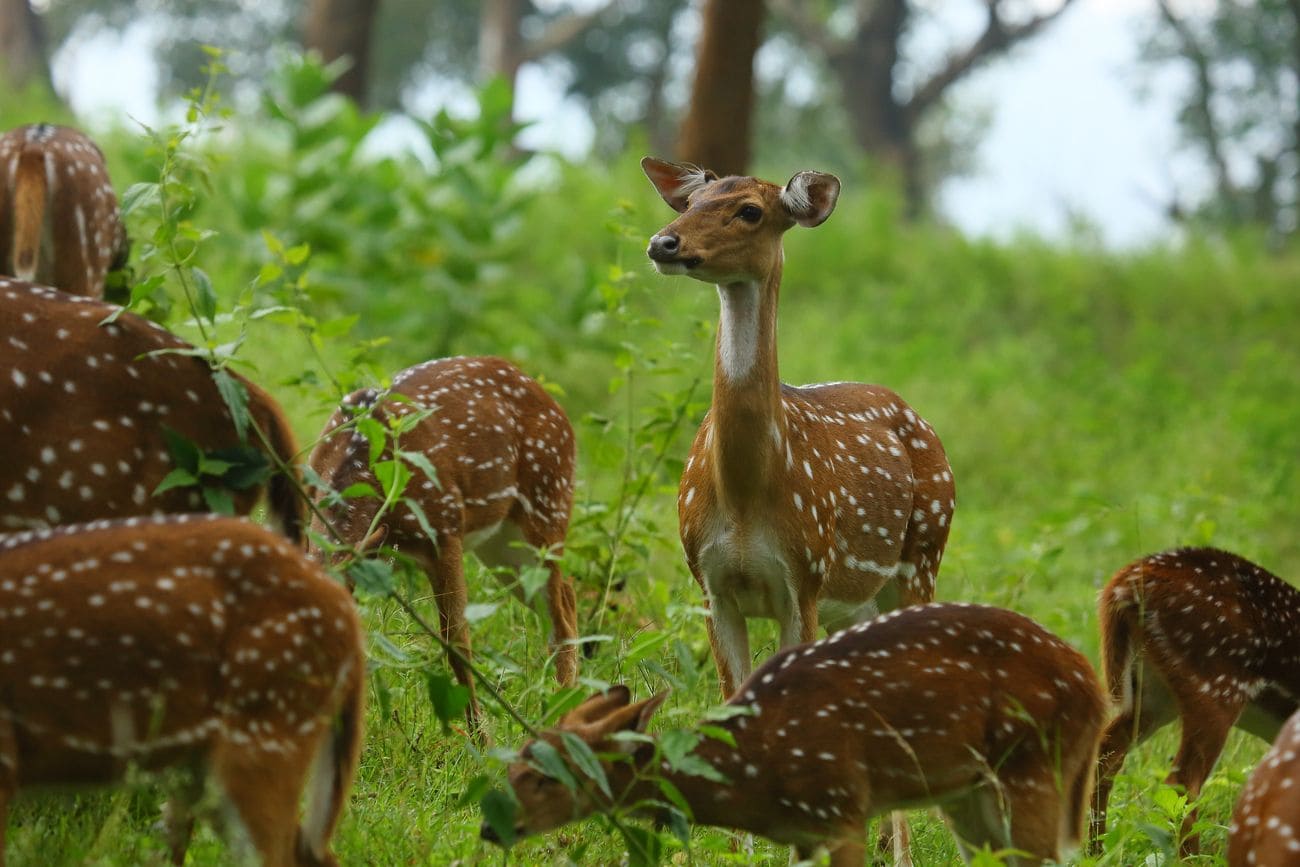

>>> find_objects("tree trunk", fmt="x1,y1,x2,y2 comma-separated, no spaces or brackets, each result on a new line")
302,0,381,107
480,0,526,90
676,0,765,176
831,0,923,214
0,0,50,92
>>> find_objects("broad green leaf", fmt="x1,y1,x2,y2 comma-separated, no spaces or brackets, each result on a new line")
559,732,611,799
153,468,198,496
479,788,518,849
212,368,252,441
425,670,471,732
527,740,577,792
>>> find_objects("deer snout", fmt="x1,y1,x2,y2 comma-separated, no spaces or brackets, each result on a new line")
647,232,681,262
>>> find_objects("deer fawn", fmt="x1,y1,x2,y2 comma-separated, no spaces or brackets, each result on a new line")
641,158,954,699
1092,547,1300,856
0,279,304,540
488,603,1105,866
0,514,365,866
0,123,128,299
307,356,579,733
1228,708,1300,866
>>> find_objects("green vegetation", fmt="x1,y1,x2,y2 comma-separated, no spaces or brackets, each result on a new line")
4,58,1297,865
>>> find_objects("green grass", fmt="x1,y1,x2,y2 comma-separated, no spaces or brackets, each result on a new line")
4,90,1298,864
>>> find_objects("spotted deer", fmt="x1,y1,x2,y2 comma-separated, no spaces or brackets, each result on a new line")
1091,547,1300,856
0,123,128,299
1228,708,1300,866
488,603,1105,866
0,514,365,866
642,158,955,700
307,356,578,733
0,279,304,540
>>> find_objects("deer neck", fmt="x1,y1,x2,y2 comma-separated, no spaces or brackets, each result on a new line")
628,724,775,834
709,259,784,508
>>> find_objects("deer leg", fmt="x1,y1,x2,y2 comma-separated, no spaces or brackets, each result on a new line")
1091,676,1173,853
0,718,14,867
427,535,482,735
705,590,748,699
1167,698,1240,856
209,732,310,867
162,768,206,865
543,560,578,686
875,811,912,867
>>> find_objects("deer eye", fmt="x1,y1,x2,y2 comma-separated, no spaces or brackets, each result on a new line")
737,204,762,223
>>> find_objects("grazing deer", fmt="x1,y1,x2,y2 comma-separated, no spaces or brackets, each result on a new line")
1092,547,1300,856
487,603,1105,866
0,278,304,541
0,514,365,867
1228,708,1300,867
641,157,955,700
0,123,128,299
307,356,578,733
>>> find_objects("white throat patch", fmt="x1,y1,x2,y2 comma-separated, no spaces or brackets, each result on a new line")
717,282,761,381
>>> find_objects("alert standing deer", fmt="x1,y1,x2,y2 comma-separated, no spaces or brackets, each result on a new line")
0,279,304,540
0,123,128,299
1227,708,1300,866
487,603,1105,866
0,514,365,867
1091,547,1300,856
641,158,955,699
307,356,578,733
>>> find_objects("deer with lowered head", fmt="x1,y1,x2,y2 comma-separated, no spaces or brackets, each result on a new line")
307,356,579,735
0,514,365,866
0,278,304,540
1091,547,1300,856
0,123,128,299
487,603,1105,866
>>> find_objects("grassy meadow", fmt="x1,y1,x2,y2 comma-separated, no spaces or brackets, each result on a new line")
3,67,1299,865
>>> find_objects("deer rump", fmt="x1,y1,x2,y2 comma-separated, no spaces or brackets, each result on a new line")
0,280,301,540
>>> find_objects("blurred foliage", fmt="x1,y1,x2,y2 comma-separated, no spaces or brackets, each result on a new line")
3,55,1300,864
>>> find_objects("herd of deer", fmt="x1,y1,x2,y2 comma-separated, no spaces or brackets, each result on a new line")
0,121,1294,866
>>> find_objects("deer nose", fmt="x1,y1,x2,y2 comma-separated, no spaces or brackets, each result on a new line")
647,233,680,261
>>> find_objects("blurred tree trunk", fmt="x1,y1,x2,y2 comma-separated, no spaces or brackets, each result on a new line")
0,0,51,92
676,0,765,176
774,0,1076,216
302,0,381,106
478,0,613,115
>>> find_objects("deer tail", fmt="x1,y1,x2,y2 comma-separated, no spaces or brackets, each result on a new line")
11,146,48,281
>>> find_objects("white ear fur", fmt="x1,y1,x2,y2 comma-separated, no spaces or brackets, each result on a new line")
780,171,841,228
641,157,717,212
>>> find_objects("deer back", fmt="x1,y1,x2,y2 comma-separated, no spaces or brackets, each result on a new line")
0,279,303,540
0,514,362,785
308,356,575,553
0,124,127,299
1100,547,1300,716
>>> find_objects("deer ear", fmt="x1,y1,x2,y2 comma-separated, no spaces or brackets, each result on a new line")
562,685,632,724
780,171,841,227
641,157,717,213
627,690,669,733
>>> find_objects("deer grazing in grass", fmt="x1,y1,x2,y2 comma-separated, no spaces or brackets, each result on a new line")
0,124,128,299
0,514,365,866
641,158,955,699
1091,547,1300,856
307,356,579,733
1228,708,1300,866
0,279,304,540
488,603,1105,866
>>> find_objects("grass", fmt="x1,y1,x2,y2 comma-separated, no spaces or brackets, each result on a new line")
2,115,1298,865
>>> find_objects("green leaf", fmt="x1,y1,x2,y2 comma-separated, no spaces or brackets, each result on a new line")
527,740,577,792
400,497,439,542
696,725,736,749
347,558,395,596
212,369,252,441
464,602,500,624
425,669,471,732
617,824,663,867
355,416,386,465
120,182,160,216
396,448,440,490
191,266,218,322
162,427,202,474
456,774,493,809
153,467,198,496
340,482,380,499
374,459,411,501
479,788,518,849
559,732,611,799
201,485,235,515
